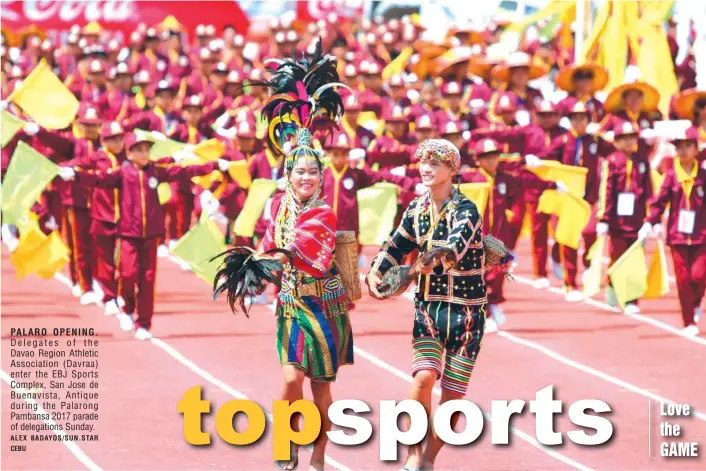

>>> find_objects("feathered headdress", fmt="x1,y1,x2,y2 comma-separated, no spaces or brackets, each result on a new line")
255,38,353,171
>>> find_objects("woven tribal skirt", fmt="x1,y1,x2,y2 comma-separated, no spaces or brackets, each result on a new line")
275,292,354,382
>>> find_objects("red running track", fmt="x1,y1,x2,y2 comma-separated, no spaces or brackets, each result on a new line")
2,238,705,471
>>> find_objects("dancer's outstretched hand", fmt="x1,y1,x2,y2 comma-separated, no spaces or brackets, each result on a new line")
365,272,384,300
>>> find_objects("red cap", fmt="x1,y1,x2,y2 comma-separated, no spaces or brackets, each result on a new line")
182,95,203,108
441,81,463,96
535,99,557,114
415,114,434,130
325,131,352,150
100,121,125,139
494,92,517,114
613,120,639,138
440,120,462,136
564,98,590,116
78,103,102,124
474,138,501,156
383,106,407,122
671,126,699,144
124,132,154,151
235,120,256,138
343,94,362,111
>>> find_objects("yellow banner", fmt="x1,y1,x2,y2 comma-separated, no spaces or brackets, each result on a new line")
233,179,278,238
171,211,226,284
357,183,399,246
1,141,60,226
644,239,670,299
1,110,25,147
459,182,491,217
529,161,588,199
10,225,69,281
607,238,648,308
582,234,606,298
8,60,79,129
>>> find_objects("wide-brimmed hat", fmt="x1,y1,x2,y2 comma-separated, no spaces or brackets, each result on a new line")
604,81,660,114
433,46,473,77
491,51,548,83
674,88,706,120
555,62,609,93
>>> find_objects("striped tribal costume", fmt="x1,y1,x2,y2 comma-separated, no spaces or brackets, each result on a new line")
262,193,354,382
371,187,487,395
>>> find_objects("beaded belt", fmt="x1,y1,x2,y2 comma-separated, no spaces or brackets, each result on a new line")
295,268,337,298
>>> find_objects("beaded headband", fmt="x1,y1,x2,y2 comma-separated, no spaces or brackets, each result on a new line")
414,139,461,172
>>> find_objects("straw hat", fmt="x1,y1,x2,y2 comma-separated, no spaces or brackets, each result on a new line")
433,46,474,77
555,62,609,93
491,51,548,83
674,88,706,120
604,81,660,114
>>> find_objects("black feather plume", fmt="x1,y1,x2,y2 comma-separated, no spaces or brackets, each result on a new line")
211,247,294,317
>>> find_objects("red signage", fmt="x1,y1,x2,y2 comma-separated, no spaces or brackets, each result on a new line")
1,0,251,43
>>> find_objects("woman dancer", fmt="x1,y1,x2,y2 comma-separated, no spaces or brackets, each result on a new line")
212,41,354,471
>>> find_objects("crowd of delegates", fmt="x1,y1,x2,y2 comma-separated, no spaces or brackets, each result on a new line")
1,14,705,339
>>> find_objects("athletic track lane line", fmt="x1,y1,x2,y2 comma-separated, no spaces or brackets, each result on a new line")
51,272,354,471
397,291,706,421
263,303,596,471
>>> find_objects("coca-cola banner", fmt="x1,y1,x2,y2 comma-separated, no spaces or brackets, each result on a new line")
1,0,251,43
295,0,367,23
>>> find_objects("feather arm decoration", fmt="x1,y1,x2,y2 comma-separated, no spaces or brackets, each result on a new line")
211,247,295,317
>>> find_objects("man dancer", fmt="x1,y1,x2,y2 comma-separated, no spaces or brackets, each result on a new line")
366,139,486,471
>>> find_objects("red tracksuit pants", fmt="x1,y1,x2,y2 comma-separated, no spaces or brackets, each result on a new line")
119,237,158,330
485,267,506,305
165,194,194,241
91,220,119,303
62,207,93,293
671,244,706,327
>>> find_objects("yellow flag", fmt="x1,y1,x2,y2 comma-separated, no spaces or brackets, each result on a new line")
582,234,606,297
227,160,252,190
8,60,79,129
34,232,70,280
233,179,278,237
528,161,587,199
382,46,414,81
644,239,670,299
1,110,25,147
607,238,648,308
10,226,69,281
358,182,399,246
1,141,60,226
171,211,226,284
537,191,591,249
459,182,490,216
554,194,591,250
194,139,226,161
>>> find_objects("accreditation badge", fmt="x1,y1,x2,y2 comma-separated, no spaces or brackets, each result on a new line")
498,182,507,195
617,192,635,216
640,119,650,129
361,136,370,147
590,143,598,155
148,176,158,190
343,177,355,190
639,162,646,174
697,186,704,199
678,210,695,234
